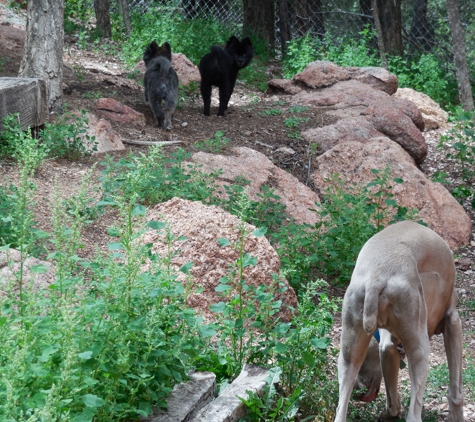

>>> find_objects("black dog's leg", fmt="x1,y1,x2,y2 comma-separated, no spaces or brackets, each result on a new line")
200,80,212,116
218,80,232,116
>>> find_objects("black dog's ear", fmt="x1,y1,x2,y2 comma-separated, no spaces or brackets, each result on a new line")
241,37,253,47
226,35,239,47
160,42,172,61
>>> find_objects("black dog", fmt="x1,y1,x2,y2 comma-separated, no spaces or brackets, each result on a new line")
199,36,254,116
143,41,179,130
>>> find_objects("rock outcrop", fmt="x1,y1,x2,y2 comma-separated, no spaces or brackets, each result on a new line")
393,88,449,131
311,137,472,250
95,97,146,127
191,147,320,225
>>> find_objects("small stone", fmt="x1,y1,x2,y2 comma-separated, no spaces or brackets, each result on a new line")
181,122,188,128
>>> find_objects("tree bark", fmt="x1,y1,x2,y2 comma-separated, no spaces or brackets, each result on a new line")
410,0,433,52
377,0,403,56
93,0,111,38
278,0,291,57
243,0,275,53
446,0,474,111
372,0,388,69
118,0,131,35
19,0,64,114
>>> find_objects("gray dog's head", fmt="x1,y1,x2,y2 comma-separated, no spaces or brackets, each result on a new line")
352,337,383,402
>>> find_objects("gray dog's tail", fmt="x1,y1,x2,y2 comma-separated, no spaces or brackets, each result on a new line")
362,286,380,334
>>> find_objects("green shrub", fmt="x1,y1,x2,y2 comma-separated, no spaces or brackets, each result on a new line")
100,146,220,207
438,110,475,207
273,168,421,289
283,28,379,79
195,130,230,153
120,8,233,67
388,53,457,107
39,109,98,159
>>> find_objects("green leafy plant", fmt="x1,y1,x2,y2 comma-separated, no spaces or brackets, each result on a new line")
34,108,98,159
283,28,379,79
272,168,421,289
289,106,310,114
284,117,309,128
388,53,457,107
438,110,475,208
82,90,102,99
100,146,220,207
195,131,230,153
0,155,210,420
265,109,283,116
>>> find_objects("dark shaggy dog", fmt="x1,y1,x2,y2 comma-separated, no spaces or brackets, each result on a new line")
199,36,254,116
143,41,179,130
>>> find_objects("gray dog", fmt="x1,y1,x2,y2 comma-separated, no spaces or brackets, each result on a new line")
143,41,179,130
335,221,463,422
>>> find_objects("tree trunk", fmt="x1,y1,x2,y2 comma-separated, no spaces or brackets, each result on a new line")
243,0,275,53
377,0,403,56
118,0,131,35
410,0,433,52
372,0,388,69
278,0,291,56
19,0,64,114
93,0,111,38
294,0,324,39
446,0,474,111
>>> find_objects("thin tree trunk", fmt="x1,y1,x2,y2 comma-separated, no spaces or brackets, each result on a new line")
278,0,291,57
243,0,275,53
377,0,403,56
19,0,64,114
119,0,131,35
446,0,474,111
94,0,111,38
372,0,388,69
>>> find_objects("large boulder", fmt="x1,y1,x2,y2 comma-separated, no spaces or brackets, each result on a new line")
143,198,298,322
297,79,427,163
95,97,146,128
268,61,398,95
80,112,125,154
310,137,472,251
393,88,449,131
190,147,320,225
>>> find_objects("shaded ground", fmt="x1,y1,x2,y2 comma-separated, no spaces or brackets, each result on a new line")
1,4,475,420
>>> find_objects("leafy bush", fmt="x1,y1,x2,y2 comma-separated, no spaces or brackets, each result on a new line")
438,110,475,208
39,109,98,159
273,168,421,288
120,8,233,67
283,29,379,79
195,130,230,153
388,53,457,107
100,146,220,207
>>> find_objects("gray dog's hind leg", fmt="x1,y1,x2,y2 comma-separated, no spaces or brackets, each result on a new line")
378,330,401,420
400,330,430,422
335,321,372,422
444,292,464,422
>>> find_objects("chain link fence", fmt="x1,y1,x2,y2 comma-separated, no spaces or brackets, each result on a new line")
126,0,474,76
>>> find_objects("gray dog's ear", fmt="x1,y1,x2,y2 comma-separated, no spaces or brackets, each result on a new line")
160,42,172,61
